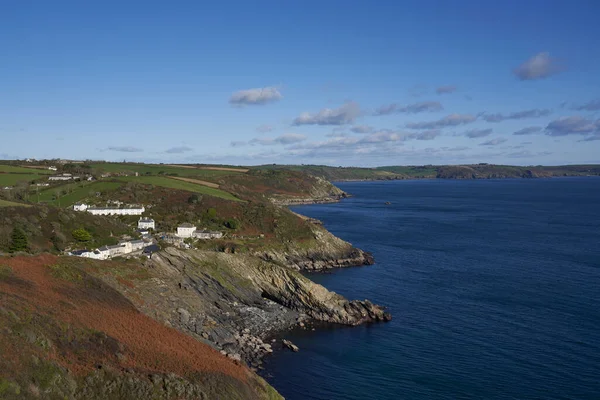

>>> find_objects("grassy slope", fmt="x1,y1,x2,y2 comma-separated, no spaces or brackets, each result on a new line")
116,176,242,202
0,199,31,207
36,181,123,205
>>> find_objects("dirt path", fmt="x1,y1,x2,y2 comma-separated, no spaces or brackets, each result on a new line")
169,176,221,188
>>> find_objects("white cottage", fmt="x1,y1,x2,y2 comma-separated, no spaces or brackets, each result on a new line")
194,230,224,239
138,217,155,230
73,203,88,211
176,223,197,238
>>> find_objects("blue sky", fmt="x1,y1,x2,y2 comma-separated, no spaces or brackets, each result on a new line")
1,0,599,166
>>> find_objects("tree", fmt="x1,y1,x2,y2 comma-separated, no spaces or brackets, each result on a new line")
188,194,202,204
72,228,92,242
9,227,29,253
224,218,240,230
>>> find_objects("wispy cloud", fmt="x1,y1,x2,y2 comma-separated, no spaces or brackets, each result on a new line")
229,86,282,106
406,114,477,129
513,52,564,80
572,99,600,111
436,85,457,95
411,130,441,140
374,101,443,116
350,125,374,134
513,126,543,135
250,133,307,146
464,128,493,138
545,116,600,136
256,124,274,133
165,146,193,154
292,102,360,126
107,146,143,152
483,109,551,122
230,141,247,147
479,138,508,146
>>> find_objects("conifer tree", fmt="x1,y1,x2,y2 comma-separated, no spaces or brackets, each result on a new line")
9,227,29,253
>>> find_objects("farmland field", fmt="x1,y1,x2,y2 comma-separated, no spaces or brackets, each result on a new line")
0,173,46,186
116,176,241,201
0,199,31,207
0,165,53,174
90,163,245,179
36,181,123,206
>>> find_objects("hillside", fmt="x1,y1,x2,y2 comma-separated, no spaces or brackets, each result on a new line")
254,164,600,181
0,255,280,400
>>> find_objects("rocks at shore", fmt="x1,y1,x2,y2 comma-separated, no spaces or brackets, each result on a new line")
282,339,299,352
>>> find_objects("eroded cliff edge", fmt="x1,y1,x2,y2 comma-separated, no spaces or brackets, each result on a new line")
100,246,390,371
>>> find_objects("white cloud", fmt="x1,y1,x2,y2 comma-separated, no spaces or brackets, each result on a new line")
513,52,564,80
229,86,282,106
107,146,143,152
350,125,375,134
292,102,361,126
250,133,307,146
165,146,193,154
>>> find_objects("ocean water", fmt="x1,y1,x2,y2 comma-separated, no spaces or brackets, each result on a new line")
262,178,600,400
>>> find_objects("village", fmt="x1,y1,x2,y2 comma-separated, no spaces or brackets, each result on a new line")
68,202,224,260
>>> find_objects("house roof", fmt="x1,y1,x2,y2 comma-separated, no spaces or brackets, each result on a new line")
70,250,89,255
130,240,144,245
139,218,154,222
143,244,160,253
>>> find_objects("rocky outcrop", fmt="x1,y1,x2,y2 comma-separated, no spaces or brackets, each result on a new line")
107,247,389,370
257,223,375,271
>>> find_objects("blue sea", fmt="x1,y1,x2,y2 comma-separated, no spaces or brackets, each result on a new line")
262,178,600,400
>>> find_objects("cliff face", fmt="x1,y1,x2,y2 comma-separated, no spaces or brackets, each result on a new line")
121,247,389,368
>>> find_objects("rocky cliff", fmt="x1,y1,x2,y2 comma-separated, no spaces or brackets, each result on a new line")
113,247,389,369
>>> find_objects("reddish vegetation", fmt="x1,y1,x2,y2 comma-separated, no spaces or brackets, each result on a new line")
0,255,248,381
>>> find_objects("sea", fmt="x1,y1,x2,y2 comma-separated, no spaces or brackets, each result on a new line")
261,178,600,400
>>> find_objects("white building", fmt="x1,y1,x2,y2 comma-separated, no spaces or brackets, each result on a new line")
73,203,88,211
176,223,197,238
49,174,72,181
85,206,145,216
48,166,57,171
138,217,155,230
72,239,150,260
194,230,224,239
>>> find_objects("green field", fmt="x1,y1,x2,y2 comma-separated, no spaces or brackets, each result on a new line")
90,163,244,179
116,176,242,201
0,165,52,174
0,199,31,207
36,181,123,206
0,173,47,186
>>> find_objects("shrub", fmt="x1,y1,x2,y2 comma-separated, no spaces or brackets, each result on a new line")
72,228,92,242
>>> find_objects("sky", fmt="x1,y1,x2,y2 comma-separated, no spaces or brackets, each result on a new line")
1,0,600,167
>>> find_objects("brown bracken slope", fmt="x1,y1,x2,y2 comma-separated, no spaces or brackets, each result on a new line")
0,254,279,399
